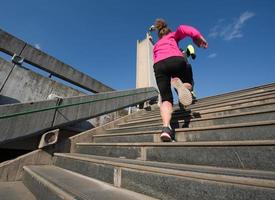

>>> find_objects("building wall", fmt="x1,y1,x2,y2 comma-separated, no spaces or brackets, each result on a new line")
136,34,157,90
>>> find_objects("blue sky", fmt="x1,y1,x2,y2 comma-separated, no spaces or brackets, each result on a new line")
0,0,275,98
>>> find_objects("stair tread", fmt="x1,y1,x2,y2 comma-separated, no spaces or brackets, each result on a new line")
180,92,275,109
146,104,274,117
54,153,275,189
5,83,274,199
77,139,275,146
24,165,156,200
0,181,36,200
118,108,275,127
133,101,275,121
191,83,275,102
100,120,275,136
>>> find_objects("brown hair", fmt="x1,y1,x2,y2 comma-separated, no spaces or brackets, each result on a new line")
154,18,171,39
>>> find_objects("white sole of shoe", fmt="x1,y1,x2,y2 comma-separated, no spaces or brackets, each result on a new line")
172,78,193,106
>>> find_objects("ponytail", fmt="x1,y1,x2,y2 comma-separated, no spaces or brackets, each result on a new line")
154,18,171,39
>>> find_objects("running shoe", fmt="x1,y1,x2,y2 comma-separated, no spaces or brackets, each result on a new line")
172,78,193,106
160,126,174,142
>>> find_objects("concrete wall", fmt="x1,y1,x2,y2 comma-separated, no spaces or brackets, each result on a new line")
0,57,83,104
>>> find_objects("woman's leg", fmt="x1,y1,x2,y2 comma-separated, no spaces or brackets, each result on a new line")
170,58,193,106
160,100,173,127
159,100,174,141
154,56,191,141
153,60,174,141
171,78,193,106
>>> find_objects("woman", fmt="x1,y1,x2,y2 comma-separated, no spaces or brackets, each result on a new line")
152,18,208,142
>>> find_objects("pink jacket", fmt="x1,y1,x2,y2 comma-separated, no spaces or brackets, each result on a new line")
153,25,202,64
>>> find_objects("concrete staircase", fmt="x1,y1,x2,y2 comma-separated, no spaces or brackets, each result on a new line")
2,83,275,200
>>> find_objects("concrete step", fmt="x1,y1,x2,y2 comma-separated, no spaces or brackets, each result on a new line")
132,100,275,122
139,84,275,118
193,83,275,103
0,181,36,200
55,153,275,180
95,120,275,143
196,95,275,111
53,152,275,200
147,93,275,116
188,89,275,109
23,165,156,200
117,108,275,130
75,140,275,172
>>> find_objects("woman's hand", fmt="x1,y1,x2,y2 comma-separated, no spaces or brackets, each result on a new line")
193,36,208,49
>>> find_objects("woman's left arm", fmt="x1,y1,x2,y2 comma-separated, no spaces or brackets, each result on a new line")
175,25,208,48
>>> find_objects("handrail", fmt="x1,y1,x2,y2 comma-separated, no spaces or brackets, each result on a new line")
0,87,158,144
0,90,155,119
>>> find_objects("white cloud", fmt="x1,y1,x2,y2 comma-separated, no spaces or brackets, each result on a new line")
208,53,217,59
34,43,41,50
209,11,255,41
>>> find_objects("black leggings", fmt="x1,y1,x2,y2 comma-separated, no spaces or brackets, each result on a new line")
153,56,193,104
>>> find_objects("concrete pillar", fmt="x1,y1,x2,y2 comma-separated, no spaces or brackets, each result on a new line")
136,34,160,107
136,34,157,89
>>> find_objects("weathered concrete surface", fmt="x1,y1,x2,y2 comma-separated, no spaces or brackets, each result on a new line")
23,165,156,200
54,156,115,184
0,57,128,146
146,144,275,171
68,106,156,153
55,153,275,180
119,109,275,129
0,107,154,181
121,168,275,200
0,58,14,91
0,181,36,200
94,133,154,143
53,153,275,200
0,87,158,144
0,29,25,55
76,145,141,159
0,99,58,144
106,113,275,133
53,87,158,126
133,97,275,122
200,82,275,103
0,28,113,93
0,149,52,181
0,57,83,104
189,92,275,111
21,44,114,93
94,121,275,143
76,141,275,171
